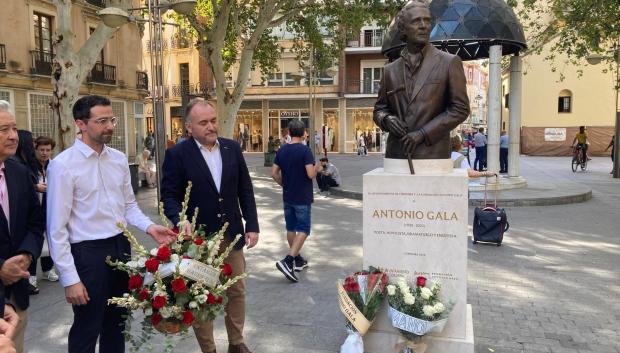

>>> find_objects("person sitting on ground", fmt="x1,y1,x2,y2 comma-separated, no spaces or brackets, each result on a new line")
315,157,341,194
571,126,591,160
136,149,156,188
451,135,496,178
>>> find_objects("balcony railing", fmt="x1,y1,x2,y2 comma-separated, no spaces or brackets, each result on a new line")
87,62,116,85
0,44,5,70
85,0,106,7
346,79,380,94
30,50,53,76
145,39,168,52
170,83,212,98
136,71,148,90
170,36,192,50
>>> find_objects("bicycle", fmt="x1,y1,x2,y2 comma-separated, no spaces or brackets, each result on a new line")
571,145,588,172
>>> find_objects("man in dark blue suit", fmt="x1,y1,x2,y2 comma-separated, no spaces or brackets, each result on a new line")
161,99,259,353
0,108,44,353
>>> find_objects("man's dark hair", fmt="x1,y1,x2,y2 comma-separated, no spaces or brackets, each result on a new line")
34,136,56,149
478,127,484,133
288,119,306,138
319,157,329,162
73,95,111,121
579,126,585,130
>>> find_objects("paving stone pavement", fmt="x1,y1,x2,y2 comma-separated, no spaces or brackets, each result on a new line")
24,154,619,353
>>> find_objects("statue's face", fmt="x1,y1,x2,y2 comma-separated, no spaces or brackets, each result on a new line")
401,6,432,46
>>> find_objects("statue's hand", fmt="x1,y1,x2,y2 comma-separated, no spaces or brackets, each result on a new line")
400,130,424,155
384,115,407,138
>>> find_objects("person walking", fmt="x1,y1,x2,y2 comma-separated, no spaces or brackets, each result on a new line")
33,136,59,284
271,119,316,283
0,105,45,353
605,135,615,174
161,98,259,353
499,130,509,173
473,127,487,171
46,95,176,353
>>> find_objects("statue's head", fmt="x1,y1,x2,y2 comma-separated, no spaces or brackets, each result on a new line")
397,0,432,47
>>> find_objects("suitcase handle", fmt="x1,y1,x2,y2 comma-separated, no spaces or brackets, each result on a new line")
483,175,498,208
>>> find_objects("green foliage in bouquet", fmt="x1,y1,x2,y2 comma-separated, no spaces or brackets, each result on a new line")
106,182,247,352
340,267,388,331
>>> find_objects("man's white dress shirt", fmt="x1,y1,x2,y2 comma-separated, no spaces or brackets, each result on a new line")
195,139,222,192
47,139,154,287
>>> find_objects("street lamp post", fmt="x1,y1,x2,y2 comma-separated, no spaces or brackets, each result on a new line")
99,0,197,198
587,44,620,178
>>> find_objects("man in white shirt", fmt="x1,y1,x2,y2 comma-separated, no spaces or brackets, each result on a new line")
47,95,176,353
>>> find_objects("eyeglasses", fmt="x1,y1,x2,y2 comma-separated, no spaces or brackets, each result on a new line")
88,117,118,126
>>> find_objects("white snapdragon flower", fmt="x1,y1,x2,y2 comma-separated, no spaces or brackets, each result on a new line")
422,305,436,318
386,285,396,296
433,302,445,314
160,307,172,318
403,293,416,305
189,301,198,309
420,287,433,300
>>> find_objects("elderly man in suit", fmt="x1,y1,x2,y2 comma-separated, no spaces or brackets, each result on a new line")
0,105,44,353
161,98,259,353
374,0,470,160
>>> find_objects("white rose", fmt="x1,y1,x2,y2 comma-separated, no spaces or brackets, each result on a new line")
137,257,147,267
126,261,138,269
189,301,198,309
422,305,436,318
420,287,433,300
396,277,408,287
150,248,158,256
403,293,416,305
196,295,207,304
160,307,171,318
386,285,396,296
434,302,445,314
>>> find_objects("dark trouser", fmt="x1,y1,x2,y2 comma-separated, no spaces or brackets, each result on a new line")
69,234,130,353
316,174,339,192
28,256,54,276
474,146,487,171
500,148,508,172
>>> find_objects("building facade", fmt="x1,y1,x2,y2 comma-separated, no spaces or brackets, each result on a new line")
0,0,147,158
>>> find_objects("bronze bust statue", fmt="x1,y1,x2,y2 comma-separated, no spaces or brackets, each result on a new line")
374,0,470,160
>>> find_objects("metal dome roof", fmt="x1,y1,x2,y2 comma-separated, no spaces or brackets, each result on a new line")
381,0,527,61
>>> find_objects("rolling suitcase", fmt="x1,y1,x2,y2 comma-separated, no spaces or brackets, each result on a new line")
473,176,509,246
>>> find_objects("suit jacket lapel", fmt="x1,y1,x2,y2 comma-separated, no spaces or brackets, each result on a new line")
218,138,231,194
4,164,18,237
187,138,218,194
407,46,440,113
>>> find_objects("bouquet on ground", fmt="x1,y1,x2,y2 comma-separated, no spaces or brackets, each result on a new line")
386,276,452,353
107,182,246,351
338,268,389,353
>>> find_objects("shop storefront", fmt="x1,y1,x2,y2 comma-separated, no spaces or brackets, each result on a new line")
321,109,339,152
233,109,263,152
268,109,310,142
346,108,385,153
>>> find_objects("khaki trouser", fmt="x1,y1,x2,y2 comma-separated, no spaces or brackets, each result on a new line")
9,296,28,353
193,247,246,352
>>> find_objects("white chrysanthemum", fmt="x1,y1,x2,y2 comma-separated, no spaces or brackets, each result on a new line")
403,293,416,305
137,257,147,267
189,301,198,309
386,285,396,296
420,287,433,300
160,307,172,318
150,248,158,256
395,277,408,287
422,305,436,318
433,302,445,314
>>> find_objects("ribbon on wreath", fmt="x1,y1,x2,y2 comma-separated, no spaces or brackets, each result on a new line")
337,283,371,335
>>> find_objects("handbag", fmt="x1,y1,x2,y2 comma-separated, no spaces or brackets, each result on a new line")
473,176,509,246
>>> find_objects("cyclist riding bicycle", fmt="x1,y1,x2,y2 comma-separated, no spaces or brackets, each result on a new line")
571,126,590,161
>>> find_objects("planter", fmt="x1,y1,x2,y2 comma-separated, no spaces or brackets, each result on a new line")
264,151,276,167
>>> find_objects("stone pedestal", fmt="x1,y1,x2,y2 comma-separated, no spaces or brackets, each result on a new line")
362,159,474,353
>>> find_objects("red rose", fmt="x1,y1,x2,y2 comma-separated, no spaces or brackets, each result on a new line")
207,293,216,304
182,310,194,325
183,255,191,259
152,295,167,309
157,246,172,262
193,238,204,245
221,263,233,277
145,258,160,273
151,312,162,326
171,227,179,235
344,276,356,286
171,278,187,293
128,275,143,290
416,276,427,287
216,296,223,304
139,289,150,301
343,282,360,293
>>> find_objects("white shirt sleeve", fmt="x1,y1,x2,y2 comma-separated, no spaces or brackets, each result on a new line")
46,160,81,287
122,161,154,232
